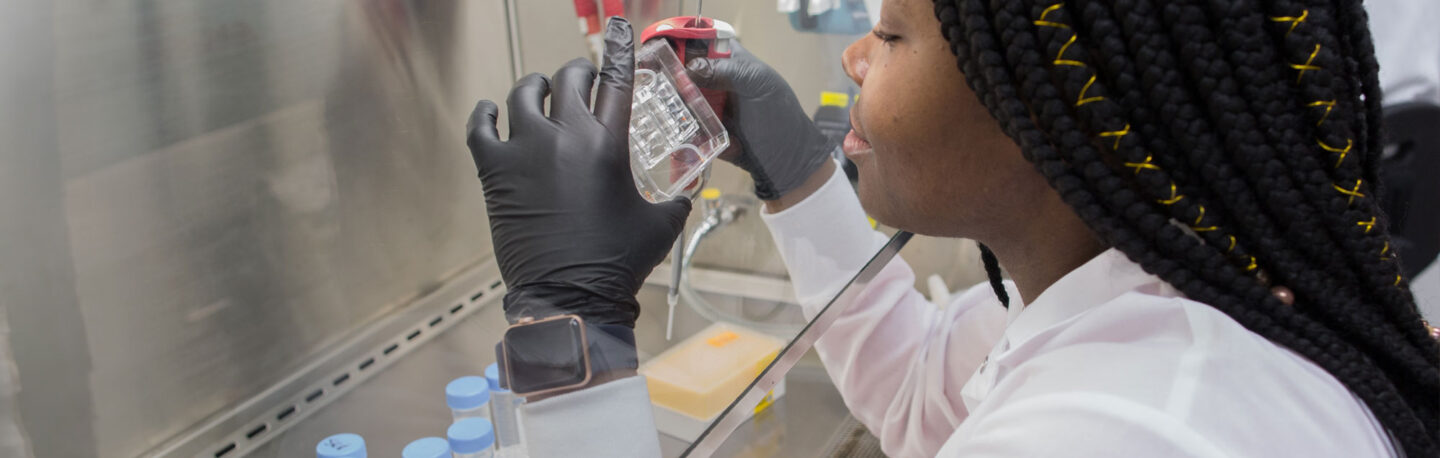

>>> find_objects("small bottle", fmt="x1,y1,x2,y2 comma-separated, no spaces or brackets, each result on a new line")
315,433,366,458
447,417,495,458
485,363,524,454
446,376,491,422
402,437,450,458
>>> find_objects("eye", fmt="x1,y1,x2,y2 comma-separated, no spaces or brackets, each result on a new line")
872,29,900,44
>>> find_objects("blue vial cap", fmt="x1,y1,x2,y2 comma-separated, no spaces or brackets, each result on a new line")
445,376,491,410
447,417,495,454
401,437,450,458
484,363,510,393
316,433,366,458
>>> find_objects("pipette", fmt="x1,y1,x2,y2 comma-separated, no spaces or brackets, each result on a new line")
667,229,684,341
642,0,736,341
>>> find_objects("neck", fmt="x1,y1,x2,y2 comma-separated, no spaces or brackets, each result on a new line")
981,199,1106,305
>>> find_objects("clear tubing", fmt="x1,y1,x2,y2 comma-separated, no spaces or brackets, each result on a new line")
678,198,802,335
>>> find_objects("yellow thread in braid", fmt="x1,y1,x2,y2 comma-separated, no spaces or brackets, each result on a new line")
1244,256,1259,272
1318,138,1353,167
1054,34,1086,67
1076,75,1104,106
1157,183,1185,205
1358,217,1376,234
1124,154,1160,174
1191,205,1218,232
1394,274,1402,286
1290,44,1322,82
1226,235,1237,253
1034,4,1068,29
1308,100,1336,126
1269,10,1308,37
1333,180,1365,205
1099,124,1131,149
1381,241,1391,261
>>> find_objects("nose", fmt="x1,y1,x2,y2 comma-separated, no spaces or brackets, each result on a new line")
842,34,871,86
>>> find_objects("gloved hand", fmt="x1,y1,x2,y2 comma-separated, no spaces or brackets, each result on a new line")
685,43,836,201
466,18,690,328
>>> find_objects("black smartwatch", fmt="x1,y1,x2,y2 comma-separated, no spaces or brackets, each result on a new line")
494,314,638,398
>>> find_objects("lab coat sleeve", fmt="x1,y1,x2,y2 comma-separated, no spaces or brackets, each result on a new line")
520,375,663,458
760,163,1009,458
941,393,1226,457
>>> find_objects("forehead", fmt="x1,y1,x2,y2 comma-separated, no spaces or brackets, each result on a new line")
882,0,927,18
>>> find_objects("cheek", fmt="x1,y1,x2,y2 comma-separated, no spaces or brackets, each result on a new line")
852,61,1018,233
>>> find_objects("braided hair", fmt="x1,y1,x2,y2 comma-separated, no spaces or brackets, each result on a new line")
933,0,1440,454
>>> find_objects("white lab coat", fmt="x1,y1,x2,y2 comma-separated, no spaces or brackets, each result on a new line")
520,163,1397,457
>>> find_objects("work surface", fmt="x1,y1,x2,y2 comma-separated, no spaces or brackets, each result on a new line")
247,283,859,457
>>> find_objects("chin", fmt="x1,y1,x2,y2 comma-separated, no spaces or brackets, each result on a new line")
856,177,917,232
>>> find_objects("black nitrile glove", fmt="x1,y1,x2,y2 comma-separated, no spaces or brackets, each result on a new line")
686,43,836,200
466,18,690,328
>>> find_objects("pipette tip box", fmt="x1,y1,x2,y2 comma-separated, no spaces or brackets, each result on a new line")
639,323,787,440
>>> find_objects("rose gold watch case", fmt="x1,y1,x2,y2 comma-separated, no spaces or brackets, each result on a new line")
499,314,592,398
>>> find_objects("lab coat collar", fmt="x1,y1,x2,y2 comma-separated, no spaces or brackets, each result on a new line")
1002,249,1174,349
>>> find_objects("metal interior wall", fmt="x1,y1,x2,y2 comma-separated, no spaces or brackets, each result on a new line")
0,1,512,456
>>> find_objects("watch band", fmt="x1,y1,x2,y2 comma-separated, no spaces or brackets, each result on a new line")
587,323,639,374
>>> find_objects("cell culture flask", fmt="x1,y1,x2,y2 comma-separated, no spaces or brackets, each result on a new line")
628,40,730,203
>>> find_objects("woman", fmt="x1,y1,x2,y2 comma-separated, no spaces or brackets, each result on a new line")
465,0,1439,456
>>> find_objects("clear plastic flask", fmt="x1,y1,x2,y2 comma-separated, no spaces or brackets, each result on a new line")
628,40,730,203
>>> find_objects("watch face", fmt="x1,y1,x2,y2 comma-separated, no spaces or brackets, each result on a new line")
504,316,588,395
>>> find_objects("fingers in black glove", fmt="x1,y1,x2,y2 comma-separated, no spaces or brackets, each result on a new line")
595,19,635,132
464,17,693,328
682,43,836,200
686,48,773,96
551,58,596,118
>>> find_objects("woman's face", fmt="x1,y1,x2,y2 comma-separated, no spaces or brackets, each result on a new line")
841,0,1054,239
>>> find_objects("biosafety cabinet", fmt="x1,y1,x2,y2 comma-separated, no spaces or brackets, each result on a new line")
0,1,986,456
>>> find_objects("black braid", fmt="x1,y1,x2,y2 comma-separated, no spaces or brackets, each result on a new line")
977,243,1009,307
1263,0,1437,385
931,0,1440,454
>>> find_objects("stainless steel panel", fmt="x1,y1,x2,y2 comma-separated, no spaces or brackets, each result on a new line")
2,1,513,456
150,260,509,457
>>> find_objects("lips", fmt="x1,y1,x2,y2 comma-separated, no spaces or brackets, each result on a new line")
843,130,872,159
844,108,873,159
